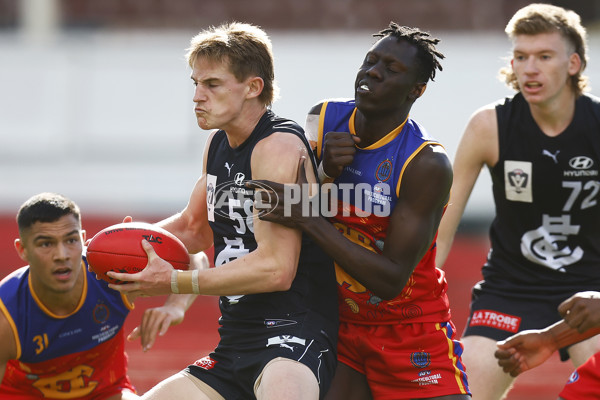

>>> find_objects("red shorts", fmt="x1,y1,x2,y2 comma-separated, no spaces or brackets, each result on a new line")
559,351,600,400
337,320,470,399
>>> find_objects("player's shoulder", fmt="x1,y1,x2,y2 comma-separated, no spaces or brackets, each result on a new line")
0,266,29,292
414,142,452,175
308,98,354,115
466,102,498,133
255,129,306,156
581,92,600,104
579,92,600,113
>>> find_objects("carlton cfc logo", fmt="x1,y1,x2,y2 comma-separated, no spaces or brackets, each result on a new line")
375,159,393,182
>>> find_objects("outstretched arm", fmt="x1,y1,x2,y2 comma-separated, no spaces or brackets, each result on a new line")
495,291,600,376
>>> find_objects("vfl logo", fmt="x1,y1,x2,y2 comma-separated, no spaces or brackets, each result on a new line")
542,149,560,164
569,156,594,170
507,169,528,193
142,234,162,244
234,172,245,186
224,162,234,177
375,159,393,182
505,160,533,203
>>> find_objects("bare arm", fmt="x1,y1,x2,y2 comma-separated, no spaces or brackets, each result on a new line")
108,131,310,296
435,105,499,268
250,143,452,300
309,144,452,300
187,132,309,295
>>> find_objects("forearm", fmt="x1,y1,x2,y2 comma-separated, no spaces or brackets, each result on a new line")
547,320,600,349
157,212,213,254
299,216,411,300
173,233,300,296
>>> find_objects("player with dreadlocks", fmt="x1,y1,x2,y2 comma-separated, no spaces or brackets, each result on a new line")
247,22,471,399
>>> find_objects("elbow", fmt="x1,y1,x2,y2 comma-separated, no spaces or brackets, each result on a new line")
263,260,296,292
375,275,412,301
378,288,402,301
268,269,295,292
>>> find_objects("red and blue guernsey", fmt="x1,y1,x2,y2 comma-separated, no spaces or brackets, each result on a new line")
316,99,451,325
0,258,135,399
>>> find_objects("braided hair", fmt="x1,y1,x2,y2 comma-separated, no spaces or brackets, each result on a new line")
374,22,445,83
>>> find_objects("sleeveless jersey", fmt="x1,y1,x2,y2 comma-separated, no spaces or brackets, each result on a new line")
0,259,134,399
205,109,338,339
316,99,451,324
485,93,600,293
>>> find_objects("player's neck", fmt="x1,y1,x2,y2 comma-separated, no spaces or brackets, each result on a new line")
354,110,408,147
528,90,576,137
32,272,85,316
223,104,267,148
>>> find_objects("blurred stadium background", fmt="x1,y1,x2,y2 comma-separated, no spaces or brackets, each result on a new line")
1,0,600,398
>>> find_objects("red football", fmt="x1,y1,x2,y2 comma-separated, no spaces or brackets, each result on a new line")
86,222,190,284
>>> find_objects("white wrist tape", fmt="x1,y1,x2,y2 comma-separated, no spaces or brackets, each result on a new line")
171,269,179,294
317,162,332,182
191,269,200,294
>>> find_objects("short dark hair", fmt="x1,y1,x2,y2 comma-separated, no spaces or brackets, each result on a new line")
17,193,81,234
374,22,445,83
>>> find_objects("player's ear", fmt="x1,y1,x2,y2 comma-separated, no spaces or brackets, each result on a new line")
14,238,27,262
246,77,264,99
81,230,87,243
408,83,427,101
568,52,582,76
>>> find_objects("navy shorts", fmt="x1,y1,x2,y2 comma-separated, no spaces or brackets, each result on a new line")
463,279,588,360
185,322,337,399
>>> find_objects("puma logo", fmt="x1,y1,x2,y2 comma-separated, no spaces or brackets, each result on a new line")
542,149,560,164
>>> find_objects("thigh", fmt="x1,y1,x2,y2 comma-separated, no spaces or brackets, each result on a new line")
141,371,222,400
567,334,600,367
324,362,372,400
255,357,319,400
461,335,515,400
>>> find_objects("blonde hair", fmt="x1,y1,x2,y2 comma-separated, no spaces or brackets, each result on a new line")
186,22,279,106
500,3,589,96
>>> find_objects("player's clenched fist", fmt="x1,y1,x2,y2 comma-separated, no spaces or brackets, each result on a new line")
322,131,361,178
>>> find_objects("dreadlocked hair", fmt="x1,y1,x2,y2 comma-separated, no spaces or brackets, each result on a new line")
374,22,444,82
